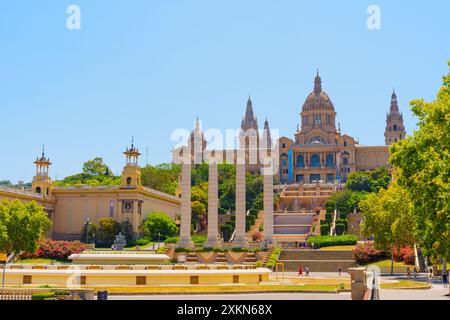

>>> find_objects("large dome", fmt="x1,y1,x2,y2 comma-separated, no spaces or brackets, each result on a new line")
302,72,335,112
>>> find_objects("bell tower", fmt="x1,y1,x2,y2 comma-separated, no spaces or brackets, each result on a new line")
120,137,142,189
32,146,53,196
385,90,406,145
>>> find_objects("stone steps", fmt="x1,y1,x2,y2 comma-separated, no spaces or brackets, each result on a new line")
278,249,357,272
279,250,354,261
279,259,357,272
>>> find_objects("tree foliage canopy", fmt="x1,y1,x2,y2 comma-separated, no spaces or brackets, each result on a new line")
390,63,450,259
140,212,178,240
0,200,52,254
360,183,415,251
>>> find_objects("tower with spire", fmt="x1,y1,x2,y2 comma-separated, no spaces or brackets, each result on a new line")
189,117,207,164
32,145,53,196
384,90,406,145
240,95,260,172
120,137,142,189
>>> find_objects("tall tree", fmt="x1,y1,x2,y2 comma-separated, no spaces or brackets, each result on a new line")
0,200,52,254
390,63,450,265
360,183,416,274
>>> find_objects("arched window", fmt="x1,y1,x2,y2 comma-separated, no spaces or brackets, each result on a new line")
35,187,41,194
297,155,305,168
310,154,320,168
126,177,132,185
393,124,398,131
326,154,334,167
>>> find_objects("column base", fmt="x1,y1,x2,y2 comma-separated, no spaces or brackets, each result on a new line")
232,237,249,248
204,238,222,249
177,237,194,249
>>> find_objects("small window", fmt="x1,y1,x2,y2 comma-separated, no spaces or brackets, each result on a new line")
126,177,132,185
23,275,32,284
35,187,41,194
136,276,146,285
233,275,239,283
190,276,199,285
80,276,86,285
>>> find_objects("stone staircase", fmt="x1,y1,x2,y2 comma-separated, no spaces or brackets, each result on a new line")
278,249,357,272
214,252,227,264
244,252,257,264
186,252,198,263
246,211,263,241
347,212,363,240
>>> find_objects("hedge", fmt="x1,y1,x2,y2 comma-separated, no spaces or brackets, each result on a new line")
335,223,346,235
320,223,330,236
307,235,357,248
266,247,281,269
335,219,348,230
325,212,333,222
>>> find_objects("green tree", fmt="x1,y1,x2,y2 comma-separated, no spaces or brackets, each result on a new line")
140,212,178,241
82,157,111,176
346,172,373,192
0,200,52,254
140,163,180,195
390,63,450,264
360,183,415,274
119,219,134,244
97,218,120,243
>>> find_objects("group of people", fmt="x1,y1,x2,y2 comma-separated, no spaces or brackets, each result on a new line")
298,266,310,276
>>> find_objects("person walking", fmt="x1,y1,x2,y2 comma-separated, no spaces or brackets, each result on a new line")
298,265,303,277
338,265,342,276
413,267,418,279
305,266,310,277
406,267,411,279
443,271,448,288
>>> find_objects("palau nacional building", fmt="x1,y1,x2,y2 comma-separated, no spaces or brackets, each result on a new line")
0,72,406,240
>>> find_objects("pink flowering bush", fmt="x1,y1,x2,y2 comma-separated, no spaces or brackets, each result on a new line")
21,239,87,261
393,246,416,265
353,243,387,265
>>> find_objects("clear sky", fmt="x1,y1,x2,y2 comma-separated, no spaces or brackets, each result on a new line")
1,0,449,183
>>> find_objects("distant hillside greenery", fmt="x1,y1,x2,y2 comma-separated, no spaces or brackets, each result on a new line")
0,180,32,189
54,157,121,186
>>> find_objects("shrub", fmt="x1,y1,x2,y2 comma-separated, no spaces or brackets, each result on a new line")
259,225,264,232
338,212,348,220
335,223,346,235
255,261,263,268
320,223,330,236
32,292,56,300
249,208,259,216
246,215,256,225
353,243,387,264
164,236,179,244
192,235,207,244
325,212,332,222
140,212,178,241
231,247,249,252
220,224,233,242
393,246,416,265
21,239,87,261
252,231,263,241
135,237,151,246
307,235,357,248
266,247,281,269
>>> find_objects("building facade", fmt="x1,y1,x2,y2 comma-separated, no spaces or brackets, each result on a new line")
278,72,404,185
0,143,180,240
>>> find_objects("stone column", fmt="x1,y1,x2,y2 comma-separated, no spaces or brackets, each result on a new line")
262,159,274,246
177,163,194,248
233,162,248,248
205,160,221,248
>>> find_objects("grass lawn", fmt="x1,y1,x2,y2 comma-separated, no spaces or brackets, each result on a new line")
92,284,350,294
380,280,430,289
319,245,356,251
16,258,68,264
368,259,411,267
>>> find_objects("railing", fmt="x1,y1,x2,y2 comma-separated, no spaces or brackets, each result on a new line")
0,289,33,300
0,186,46,199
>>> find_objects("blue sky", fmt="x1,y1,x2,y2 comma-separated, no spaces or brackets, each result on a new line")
1,0,449,183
